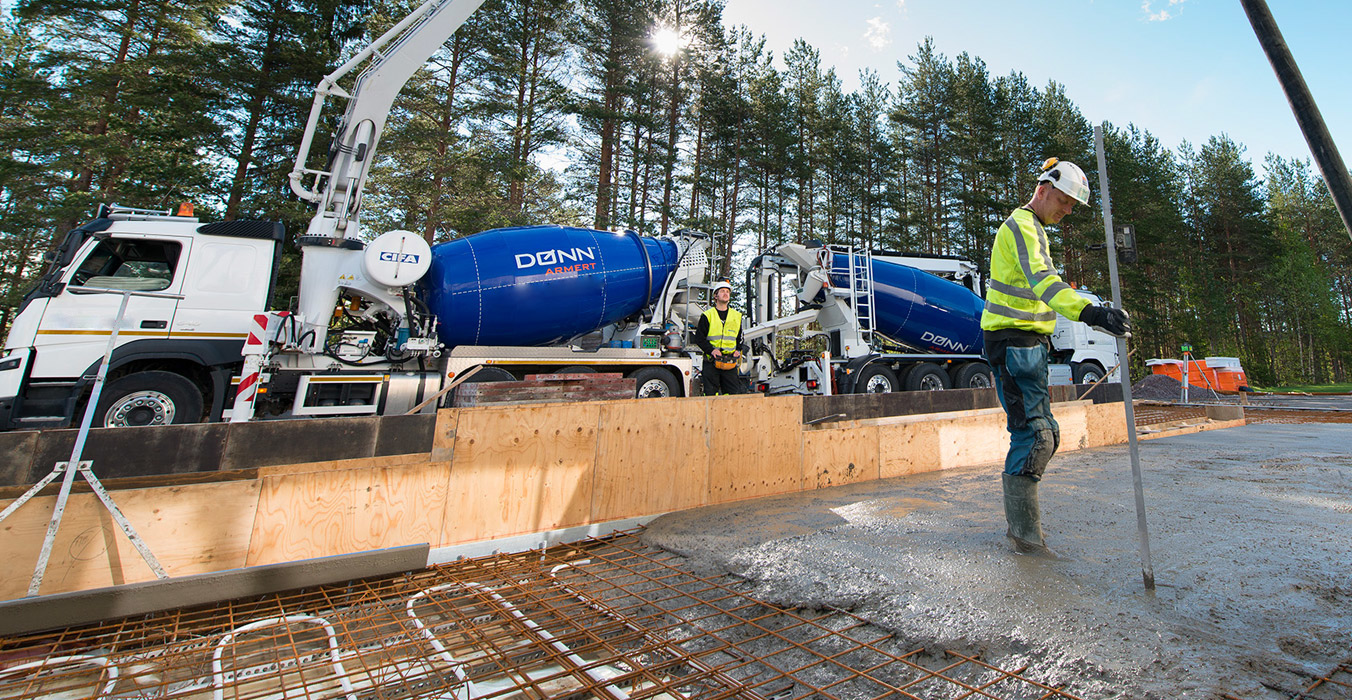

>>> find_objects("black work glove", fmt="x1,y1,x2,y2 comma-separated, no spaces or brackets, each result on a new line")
1078,305,1131,337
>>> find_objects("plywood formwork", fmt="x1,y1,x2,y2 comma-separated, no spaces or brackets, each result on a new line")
441,402,600,546
0,481,261,599
592,398,709,521
707,394,804,501
247,461,450,566
803,424,880,489
0,395,1145,598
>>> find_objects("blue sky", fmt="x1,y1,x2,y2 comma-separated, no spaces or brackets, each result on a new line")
721,0,1351,172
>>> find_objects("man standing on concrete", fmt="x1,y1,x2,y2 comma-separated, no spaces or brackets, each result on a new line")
981,158,1130,556
695,281,747,395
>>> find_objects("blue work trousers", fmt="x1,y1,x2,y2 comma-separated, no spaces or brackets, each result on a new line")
988,342,1059,480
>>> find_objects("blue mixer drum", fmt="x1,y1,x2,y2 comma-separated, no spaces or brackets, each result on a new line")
419,225,679,348
831,254,985,355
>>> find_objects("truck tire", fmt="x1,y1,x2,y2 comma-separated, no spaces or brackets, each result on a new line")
465,366,516,383
855,364,898,394
629,367,679,398
1073,362,1105,384
96,371,204,428
951,362,994,389
904,363,951,392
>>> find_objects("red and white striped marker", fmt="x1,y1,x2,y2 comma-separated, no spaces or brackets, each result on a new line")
230,314,270,423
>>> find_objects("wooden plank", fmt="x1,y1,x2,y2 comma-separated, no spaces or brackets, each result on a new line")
708,395,803,502
802,425,879,490
453,380,635,407
593,398,708,521
935,412,1008,469
431,408,460,462
524,373,624,380
1138,418,1246,441
441,403,601,546
1087,403,1130,447
257,453,431,478
0,480,261,599
1056,402,1090,452
878,421,942,478
246,462,450,566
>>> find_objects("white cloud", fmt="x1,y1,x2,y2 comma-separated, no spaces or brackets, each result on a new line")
865,16,891,50
1142,0,1186,22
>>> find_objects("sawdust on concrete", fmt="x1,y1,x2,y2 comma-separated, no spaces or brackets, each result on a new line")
644,422,1352,699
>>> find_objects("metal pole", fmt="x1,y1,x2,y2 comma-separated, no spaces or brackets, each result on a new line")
19,288,175,595
1240,0,1352,242
1094,126,1156,592
28,291,133,595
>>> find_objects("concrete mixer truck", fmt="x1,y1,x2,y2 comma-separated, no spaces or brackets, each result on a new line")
741,241,1120,395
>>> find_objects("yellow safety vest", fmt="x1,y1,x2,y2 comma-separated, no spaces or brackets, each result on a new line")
703,307,742,353
980,207,1090,335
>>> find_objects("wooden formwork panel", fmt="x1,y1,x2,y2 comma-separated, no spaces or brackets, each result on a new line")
802,425,879,489
431,408,460,462
935,411,1010,469
708,395,804,502
441,403,600,546
593,399,709,521
0,481,261,598
246,462,450,566
878,421,942,478
1056,402,1091,451
1087,402,1130,447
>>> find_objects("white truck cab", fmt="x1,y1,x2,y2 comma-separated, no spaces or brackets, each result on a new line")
0,205,282,430
1049,290,1121,384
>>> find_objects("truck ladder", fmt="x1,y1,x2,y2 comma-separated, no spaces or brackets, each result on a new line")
828,244,876,346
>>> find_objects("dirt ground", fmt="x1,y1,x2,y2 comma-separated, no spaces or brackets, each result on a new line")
644,419,1352,699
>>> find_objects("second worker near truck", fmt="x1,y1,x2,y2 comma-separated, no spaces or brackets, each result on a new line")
981,158,1131,558
695,281,747,395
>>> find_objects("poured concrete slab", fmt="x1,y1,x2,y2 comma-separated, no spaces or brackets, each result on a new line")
645,423,1352,699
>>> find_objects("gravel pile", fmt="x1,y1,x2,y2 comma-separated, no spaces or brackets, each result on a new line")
1131,373,1221,402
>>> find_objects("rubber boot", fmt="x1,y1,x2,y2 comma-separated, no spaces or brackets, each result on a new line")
1002,473,1058,558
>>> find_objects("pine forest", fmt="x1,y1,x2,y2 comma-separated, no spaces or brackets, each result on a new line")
1,0,1349,386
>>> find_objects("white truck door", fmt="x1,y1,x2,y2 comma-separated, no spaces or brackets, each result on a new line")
31,234,190,378
171,237,273,341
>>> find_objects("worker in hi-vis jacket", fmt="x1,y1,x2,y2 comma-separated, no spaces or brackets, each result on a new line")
694,281,747,395
981,158,1131,557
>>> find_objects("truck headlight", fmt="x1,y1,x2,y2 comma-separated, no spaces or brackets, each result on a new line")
0,357,19,371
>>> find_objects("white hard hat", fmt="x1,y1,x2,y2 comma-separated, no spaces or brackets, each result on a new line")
1037,158,1090,205
712,281,732,293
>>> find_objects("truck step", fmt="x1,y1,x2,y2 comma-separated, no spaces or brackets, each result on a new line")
13,416,71,428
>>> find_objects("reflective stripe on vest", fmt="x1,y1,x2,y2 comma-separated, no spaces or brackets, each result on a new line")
703,307,742,352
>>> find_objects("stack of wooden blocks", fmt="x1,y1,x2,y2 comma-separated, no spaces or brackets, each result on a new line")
452,372,636,407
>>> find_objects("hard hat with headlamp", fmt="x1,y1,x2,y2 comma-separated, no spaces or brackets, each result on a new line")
1037,158,1090,205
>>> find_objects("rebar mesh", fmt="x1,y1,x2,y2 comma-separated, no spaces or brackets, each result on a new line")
0,529,1087,700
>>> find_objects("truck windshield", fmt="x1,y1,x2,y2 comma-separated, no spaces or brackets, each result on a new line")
71,239,182,292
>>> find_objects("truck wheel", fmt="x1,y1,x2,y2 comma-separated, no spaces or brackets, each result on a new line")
465,366,516,383
1073,362,1105,384
97,371,204,428
904,363,951,392
629,367,679,398
951,362,995,389
855,364,898,394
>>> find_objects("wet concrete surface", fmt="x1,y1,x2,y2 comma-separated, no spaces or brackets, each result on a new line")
645,423,1352,698
1245,393,1352,412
